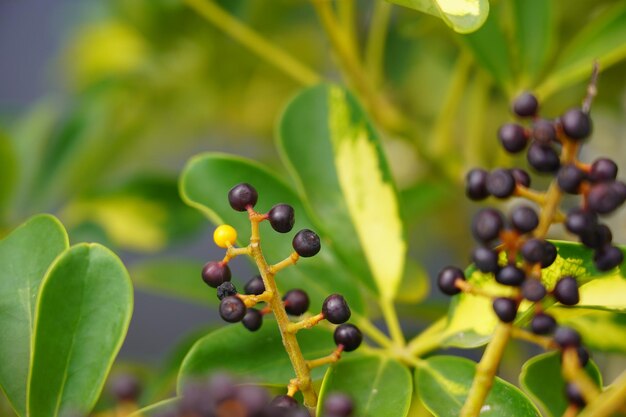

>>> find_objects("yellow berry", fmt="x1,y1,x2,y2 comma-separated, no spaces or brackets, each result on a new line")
214,224,237,248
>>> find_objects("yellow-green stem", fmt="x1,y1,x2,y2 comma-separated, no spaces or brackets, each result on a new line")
183,0,320,86
407,317,447,357
337,0,358,55
578,369,626,417
248,217,317,407
460,324,512,417
352,316,394,349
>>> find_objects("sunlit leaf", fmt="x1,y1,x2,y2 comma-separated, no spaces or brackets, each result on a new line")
318,355,412,417
278,84,405,300
0,215,69,417
389,0,489,34
520,352,602,417
28,244,133,417
416,356,541,417
552,308,626,353
128,398,179,417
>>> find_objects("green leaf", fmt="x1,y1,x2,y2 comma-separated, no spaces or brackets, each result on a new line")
511,0,554,86
389,0,489,34
178,320,339,390
520,352,602,417
317,355,412,417
461,7,514,93
179,153,364,314
278,84,405,300
0,215,69,417
28,243,133,417
537,2,626,98
129,398,180,417
416,356,541,417
130,259,214,307
552,308,626,353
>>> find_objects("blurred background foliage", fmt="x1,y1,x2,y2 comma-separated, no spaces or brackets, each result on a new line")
1,0,626,409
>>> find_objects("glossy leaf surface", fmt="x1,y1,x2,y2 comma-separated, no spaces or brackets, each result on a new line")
416,356,541,417
0,215,69,417
28,244,133,417
318,355,412,417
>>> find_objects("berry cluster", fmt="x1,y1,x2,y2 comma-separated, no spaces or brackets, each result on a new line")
200,183,362,407
438,84,624,412
152,373,355,417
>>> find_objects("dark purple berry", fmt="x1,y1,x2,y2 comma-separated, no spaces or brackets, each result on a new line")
541,241,558,268
511,168,531,188
565,208,597,236
206,373,237,403
565,383,586,407
552,276,580,306
270,395,299,409
219,296,246,323
532,119,557,144
498,124,528,153
471,208,504,243
577,347,590,367
437,266,465,295
242,308,263,331
486,169,516,198
521,238,546,264
217,282,237,300
590,158,618,182
496,265,526,286
561,108,592,140
493,298,518,323
292,229,321,257
531,313,556,335
287,408,313,417
555,326,581,348
588,181,626,214
527,143,560,173
333,324,362,352
465,168,490,200
268,204,295,233
472,246,500,273
244,275,265,295
322,294,351,324
581,224,612,249
521,279,547,302
202,261,231,288
594,245,624,271
323,393,354,417
557,164,586,194
283,289,310,316
511,205,539,233
512,93,539,117
110,374,141,402
228,183,258,211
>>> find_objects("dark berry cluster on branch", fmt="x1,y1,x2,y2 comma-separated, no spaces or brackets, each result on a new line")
439,84,621,411
198,183,362,408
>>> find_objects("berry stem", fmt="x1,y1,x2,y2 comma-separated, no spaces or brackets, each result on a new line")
182,0,320,86
561,348,600,403
237,291,273,308
247,213,318,407
577,368,626,417
268,252,300,274
306,346,344,369
510,327,556,349
460,323,512,417
287,313,325,333
455,279,502,299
